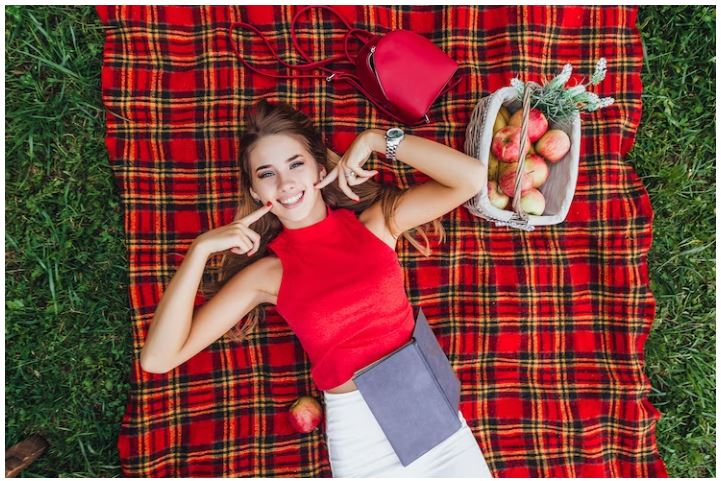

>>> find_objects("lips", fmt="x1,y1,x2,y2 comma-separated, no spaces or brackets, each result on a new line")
277,190,305,208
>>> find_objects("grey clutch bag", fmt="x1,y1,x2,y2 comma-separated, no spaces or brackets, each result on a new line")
352,307,462,466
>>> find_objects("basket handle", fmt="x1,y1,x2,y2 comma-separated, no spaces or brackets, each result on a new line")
508,81,541,223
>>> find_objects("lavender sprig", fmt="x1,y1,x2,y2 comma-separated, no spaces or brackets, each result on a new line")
510,58,615,125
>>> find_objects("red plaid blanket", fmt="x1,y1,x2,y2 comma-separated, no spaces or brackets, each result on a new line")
97,5,667,477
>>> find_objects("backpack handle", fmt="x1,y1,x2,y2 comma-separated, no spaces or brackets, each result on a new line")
228,6,457,126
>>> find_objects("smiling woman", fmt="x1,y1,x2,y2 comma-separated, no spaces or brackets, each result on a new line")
139,98,492,476
249,138,320,223
196,99,449,343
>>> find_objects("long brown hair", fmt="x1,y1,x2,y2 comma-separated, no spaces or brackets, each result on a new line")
199,99,446,342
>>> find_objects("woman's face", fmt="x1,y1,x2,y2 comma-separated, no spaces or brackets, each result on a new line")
248,134,327,226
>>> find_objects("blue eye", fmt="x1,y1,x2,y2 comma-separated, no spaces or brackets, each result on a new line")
258,161,304,179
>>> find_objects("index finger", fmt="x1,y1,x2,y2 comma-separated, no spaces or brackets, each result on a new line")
314,165,339,190
238,202,273,226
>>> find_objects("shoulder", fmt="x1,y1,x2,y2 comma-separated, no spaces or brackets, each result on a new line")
357,201,399,249
249,254,282,304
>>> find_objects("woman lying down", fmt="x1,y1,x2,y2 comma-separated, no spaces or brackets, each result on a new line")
140,99,493,478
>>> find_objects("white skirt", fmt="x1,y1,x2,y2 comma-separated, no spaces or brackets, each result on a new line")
323,389,493,478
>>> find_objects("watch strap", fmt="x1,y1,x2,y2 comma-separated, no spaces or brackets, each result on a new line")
385,129,404,162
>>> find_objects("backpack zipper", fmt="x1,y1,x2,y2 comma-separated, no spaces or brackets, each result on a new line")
368,46,389,100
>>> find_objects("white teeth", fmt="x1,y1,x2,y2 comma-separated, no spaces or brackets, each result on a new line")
279,192,303,205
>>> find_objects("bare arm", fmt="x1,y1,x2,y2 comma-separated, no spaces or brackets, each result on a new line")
140,242,209,372
140,204,273,373
364,129,483,236
365,129,484,190
321,130,483,237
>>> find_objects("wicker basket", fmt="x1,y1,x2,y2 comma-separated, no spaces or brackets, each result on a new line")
464,82,581,231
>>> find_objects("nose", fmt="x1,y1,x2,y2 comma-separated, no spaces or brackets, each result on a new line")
276,173,302,194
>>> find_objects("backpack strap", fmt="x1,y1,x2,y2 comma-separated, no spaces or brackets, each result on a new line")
228,5,368,82
228,6,451,126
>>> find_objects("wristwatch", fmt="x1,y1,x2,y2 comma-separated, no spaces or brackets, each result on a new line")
385,127,405,162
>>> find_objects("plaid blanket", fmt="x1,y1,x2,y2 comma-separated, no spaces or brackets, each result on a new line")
97,5,667,477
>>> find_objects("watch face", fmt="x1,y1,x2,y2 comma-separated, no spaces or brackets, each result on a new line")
387,128,404,139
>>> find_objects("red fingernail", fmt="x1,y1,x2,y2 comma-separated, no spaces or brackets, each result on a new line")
266,201,272,207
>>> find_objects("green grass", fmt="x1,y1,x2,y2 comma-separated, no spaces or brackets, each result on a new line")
631,6,716,477
5,5,131,477
4,5,715,478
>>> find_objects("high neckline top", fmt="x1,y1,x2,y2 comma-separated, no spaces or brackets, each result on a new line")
266,205,414,391
275,203,334,242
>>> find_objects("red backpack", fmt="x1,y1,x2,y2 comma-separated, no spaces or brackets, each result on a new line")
228,5,464,126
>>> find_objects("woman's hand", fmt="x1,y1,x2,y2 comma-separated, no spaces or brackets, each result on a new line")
315,131,379,202
192,203,273,257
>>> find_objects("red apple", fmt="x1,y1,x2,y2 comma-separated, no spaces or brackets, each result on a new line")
508,107,549,143
498,164,533,197
519,188,545,215
523,154,550,188
535,129,571,163
488,180,509,210
491,126,530,163
289,396,323,433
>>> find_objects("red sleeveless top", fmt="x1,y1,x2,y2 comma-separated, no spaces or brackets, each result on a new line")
266,204,414,391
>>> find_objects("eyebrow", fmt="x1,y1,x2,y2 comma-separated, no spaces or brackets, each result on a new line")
255,154,303,173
